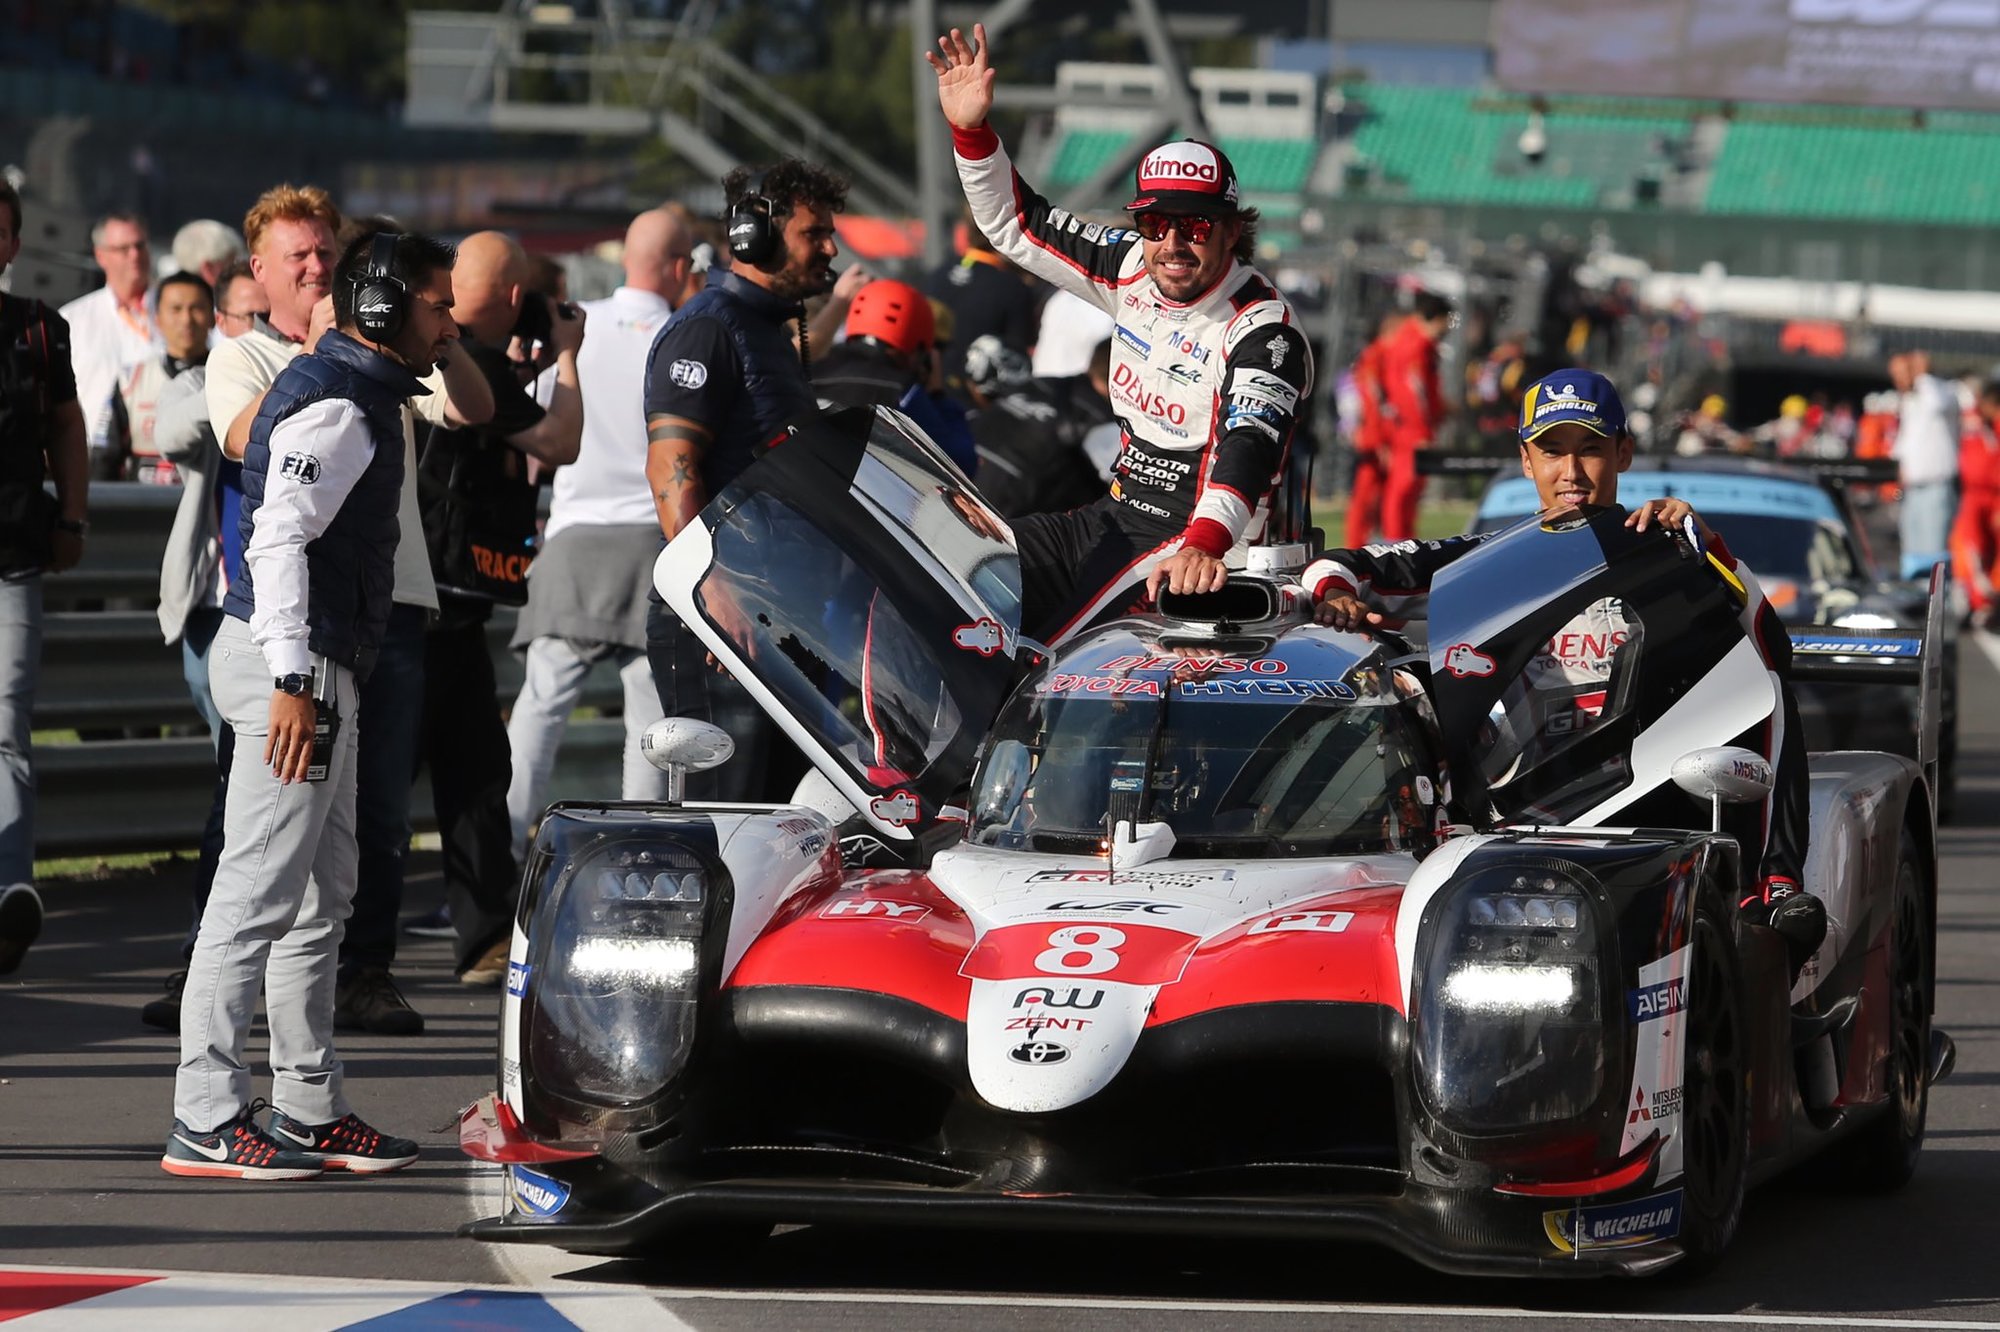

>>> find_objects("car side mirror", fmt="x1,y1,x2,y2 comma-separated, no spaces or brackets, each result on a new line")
1671,745,1774,832
640,718,735,804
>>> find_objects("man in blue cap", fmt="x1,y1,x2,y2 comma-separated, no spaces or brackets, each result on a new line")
1305,368,1823,964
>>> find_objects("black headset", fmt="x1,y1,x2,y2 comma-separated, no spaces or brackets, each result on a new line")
350,231,408,340
726,170,780,270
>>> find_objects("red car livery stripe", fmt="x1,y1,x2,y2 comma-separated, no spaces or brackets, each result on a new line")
724,873,974,1016
1148,886,1408,1022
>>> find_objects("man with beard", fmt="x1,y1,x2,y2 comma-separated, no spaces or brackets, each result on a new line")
928,26,1313,643
643,158,847,800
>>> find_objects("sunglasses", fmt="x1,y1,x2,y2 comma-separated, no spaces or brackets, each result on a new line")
1132,213,1217,244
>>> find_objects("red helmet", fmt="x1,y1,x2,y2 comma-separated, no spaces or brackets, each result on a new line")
844,279,935,357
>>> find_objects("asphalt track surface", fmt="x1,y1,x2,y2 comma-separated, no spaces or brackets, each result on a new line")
7,647,2000,1329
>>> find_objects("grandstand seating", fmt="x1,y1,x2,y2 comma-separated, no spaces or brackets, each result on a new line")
1705,120,2000,225
1340,86,1692,208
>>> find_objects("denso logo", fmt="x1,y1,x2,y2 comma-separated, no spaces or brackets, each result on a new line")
1111,362,1188,425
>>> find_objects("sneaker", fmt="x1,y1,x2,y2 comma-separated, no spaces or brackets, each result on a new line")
403,903,454,939
140,970,187,1032
457,936,511,988
333,967,425,1036
162,1100,324,1181
267,1109,419,1174
0,884,43,976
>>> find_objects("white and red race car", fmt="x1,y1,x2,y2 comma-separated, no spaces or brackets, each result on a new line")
461,407,1953,1277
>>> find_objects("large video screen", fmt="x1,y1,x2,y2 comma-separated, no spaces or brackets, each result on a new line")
1492,0,2000,110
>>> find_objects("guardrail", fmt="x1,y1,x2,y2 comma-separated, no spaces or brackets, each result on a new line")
33,484,634,857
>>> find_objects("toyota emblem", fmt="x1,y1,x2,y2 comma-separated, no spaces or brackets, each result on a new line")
1007,1040,1070,1066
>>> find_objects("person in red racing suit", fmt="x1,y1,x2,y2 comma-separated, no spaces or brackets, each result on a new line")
928,25,1313,644
1307,368,1825,973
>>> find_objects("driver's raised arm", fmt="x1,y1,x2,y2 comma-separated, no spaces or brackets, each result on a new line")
931,25,1133,310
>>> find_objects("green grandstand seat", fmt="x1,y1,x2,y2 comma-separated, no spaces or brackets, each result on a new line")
1706,121,2000,224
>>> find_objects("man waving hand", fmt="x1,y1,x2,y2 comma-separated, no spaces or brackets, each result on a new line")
927,25,1313,642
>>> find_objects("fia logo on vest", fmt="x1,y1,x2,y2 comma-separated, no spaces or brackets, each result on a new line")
279,453,322,485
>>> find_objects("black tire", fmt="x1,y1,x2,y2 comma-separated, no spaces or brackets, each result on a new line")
1833,834,1931,1192
1677,894,1750,1270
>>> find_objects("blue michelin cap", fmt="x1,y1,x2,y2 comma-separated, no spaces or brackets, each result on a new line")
1518,369,1627,443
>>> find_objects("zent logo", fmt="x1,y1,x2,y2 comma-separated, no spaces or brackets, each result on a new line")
278,452,321,485
668,358,708,389
1443,642,1497,678
952,618,1006,657
870,789,921,827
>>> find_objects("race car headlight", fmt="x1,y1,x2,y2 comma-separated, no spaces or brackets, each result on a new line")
1414,859,1611,1136
526,835,713,1111
1833,611,1899,631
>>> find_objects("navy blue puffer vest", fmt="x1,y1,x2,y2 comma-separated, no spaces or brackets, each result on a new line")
659,270,815,493
223,329,424,681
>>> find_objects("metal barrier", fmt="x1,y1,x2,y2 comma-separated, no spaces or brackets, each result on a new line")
33,484,635,857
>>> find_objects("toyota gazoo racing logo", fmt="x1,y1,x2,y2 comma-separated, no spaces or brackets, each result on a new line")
1443,642,1496,678
1008,1039,1071,1065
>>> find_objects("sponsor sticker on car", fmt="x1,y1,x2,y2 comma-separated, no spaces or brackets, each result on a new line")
1543,1188,1684,1253
507,1164,572,1218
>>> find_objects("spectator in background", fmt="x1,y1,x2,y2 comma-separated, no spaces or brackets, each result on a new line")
1891,351,1962,579
141,261,260,1030
504,209,698,860
804,265,873,364
1952,380,2000,628
213,261,270,340
644,157,847,803
1675,394,1745,457
1030,287,1113,379
171,219,247,293
1378,290,1451,542
114,271,214,484
961,332,1112,518
206,186,494,1035
926,205,1040,383
814,278,977,473
1344,311,1396,548
0,180,90,977
524,252,568,305
414,231,583,986
61,211,161,475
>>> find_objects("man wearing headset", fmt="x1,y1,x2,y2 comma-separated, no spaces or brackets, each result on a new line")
642,157,849,801
164,230,459,1181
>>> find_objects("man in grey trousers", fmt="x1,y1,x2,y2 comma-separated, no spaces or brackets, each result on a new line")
164,230,460,1180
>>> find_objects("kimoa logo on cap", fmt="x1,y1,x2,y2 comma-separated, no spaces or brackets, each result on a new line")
1139,142,1235,200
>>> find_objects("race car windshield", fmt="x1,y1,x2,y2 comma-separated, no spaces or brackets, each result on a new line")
969,664,1439,858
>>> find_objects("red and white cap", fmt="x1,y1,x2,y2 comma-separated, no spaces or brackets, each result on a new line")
1125,138,1241,215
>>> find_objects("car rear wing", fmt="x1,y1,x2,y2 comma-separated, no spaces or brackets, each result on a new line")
1786,563,1944,802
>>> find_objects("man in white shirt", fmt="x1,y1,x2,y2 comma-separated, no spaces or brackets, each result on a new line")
504,208,701,856
197,185,493,1038
59,211,160,471
165,229,462,1182
1890,350,1963,580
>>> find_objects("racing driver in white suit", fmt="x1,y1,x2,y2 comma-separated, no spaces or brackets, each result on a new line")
927,25,1313,643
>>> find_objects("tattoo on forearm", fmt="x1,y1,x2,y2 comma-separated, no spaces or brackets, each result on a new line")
670,456,694,484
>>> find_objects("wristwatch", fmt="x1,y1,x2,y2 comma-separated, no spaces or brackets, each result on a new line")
274,673,313,697
54,518,87,536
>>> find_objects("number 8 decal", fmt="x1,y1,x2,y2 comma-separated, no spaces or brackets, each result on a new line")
1034,925,1126,975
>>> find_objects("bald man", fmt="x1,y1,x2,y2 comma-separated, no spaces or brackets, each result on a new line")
407,229,586,985
503,210,702,858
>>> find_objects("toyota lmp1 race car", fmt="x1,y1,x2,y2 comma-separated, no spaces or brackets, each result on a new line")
460,406,1956,1278
1469,454,1961,820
